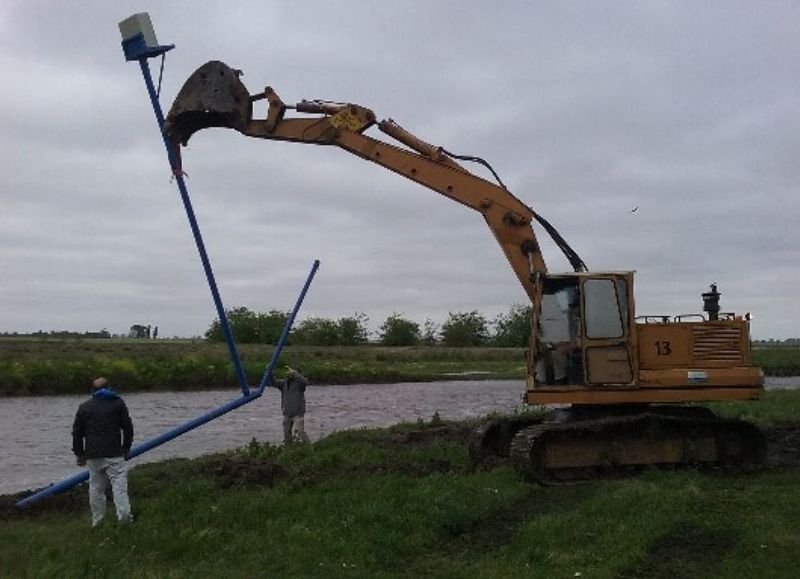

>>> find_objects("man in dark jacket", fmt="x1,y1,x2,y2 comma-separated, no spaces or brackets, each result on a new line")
72,377,134,526
270,366,310,444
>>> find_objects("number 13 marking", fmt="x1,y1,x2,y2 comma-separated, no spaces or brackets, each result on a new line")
655,341,672,356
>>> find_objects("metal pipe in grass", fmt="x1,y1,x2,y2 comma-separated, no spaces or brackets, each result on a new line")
16,259,319,508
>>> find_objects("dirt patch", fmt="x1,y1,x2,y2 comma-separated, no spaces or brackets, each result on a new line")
200,422,472,489
618,522,739,579
764,424,800,467
439,485,596,551
345,456,456,479
0,485,86,521
354,422,477,449
204,452,459,491
211,455,286,489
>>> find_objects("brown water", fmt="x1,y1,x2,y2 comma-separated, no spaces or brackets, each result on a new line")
0,380,525,495
2,377,796,495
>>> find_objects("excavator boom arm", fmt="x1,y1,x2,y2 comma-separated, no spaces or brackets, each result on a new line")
160,61,767,481
164,60,582,303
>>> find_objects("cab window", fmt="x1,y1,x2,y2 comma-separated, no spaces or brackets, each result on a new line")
584,279,625,339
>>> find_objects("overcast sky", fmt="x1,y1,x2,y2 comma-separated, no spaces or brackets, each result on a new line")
1,1,797,340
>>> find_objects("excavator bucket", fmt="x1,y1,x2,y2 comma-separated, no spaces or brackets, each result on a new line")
164,60,252,145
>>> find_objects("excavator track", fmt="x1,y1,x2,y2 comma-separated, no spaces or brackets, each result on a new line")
468,415,544,466
509,406,766,484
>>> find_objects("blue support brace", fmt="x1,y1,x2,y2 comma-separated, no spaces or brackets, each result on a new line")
15,260,320,508
256,259,320,393
14,28,321,507
137,54,250,395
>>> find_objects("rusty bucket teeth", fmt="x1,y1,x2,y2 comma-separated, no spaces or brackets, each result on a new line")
164,60,252,145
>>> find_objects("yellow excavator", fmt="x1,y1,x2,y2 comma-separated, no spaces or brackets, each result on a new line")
164,61,765,481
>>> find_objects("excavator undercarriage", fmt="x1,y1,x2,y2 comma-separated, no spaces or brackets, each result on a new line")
470,406,766,483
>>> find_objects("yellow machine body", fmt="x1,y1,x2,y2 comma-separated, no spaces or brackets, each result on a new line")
525,272,763,406
164,60,767,479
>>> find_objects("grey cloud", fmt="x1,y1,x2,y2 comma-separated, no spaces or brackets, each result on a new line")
1,1,797,339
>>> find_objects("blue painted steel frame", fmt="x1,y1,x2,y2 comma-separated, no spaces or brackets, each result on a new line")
15,259,319,508
14,31,321,508
136,55,250,396
120,32,174,62
256,260,320,393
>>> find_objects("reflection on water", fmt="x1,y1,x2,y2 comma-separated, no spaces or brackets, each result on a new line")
1,377,796,495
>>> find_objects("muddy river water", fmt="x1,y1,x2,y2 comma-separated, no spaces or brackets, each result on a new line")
2,377,797,495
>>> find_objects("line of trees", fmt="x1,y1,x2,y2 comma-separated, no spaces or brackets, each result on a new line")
0,329,112,339
205,305,533,347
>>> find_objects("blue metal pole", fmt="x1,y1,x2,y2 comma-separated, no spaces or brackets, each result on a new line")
127,391,261,458
14,471,90,508
137,57,250,395
15,260,320,508
14,392,258,509
17,27,321,509
256,259,320,392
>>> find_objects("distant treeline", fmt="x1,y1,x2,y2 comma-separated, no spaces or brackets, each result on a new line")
4,309,796,348
205,306,533,348
0,330,112,339
0,325,160,340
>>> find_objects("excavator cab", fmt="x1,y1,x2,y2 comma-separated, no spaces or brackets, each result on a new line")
528,273,763,407
534,272,635,389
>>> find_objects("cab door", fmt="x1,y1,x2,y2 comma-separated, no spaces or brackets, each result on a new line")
581,276,635,385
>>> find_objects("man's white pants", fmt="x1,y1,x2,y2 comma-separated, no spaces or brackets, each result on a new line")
87,457,131,526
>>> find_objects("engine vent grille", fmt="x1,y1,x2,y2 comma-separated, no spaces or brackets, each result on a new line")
692,325,744,364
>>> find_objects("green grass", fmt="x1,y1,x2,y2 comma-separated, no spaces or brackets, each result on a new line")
0,340,527,396
711,388,800,426
0,339,797,396
753,346,800,376
2,390,800,578
7,470,797,578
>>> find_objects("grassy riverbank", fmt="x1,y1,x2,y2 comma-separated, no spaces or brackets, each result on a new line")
2,389,800,578
1,338,798,396
0,340,526,396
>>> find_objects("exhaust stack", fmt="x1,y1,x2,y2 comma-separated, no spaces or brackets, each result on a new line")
702,283,721,321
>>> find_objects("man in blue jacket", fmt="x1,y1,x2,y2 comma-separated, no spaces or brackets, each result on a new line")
271,366,310,444
72,377,134,526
